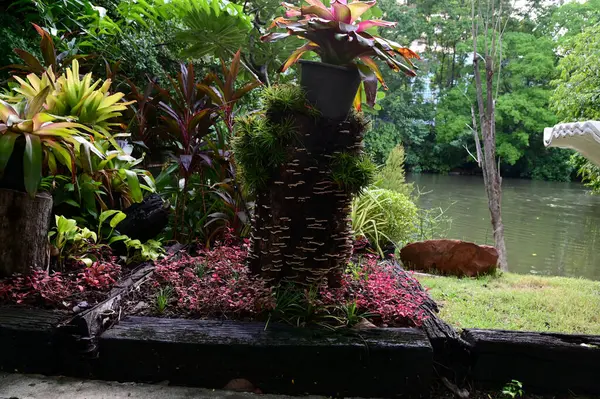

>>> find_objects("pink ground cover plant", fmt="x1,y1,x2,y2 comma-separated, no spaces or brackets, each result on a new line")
152,236,275,319
147,233,430,327
323,254,430,327
0,260,122,307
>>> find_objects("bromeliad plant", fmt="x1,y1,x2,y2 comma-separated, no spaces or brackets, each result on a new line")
11,59,131,136
0,60,132,197
261,0,420,107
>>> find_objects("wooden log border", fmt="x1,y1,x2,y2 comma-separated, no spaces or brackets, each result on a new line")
0,263,155,376
97,316,433,398
463,329,600,394
2,271,600,396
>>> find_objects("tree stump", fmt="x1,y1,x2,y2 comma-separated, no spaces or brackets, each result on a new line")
0,189,53,277
235,86,372,286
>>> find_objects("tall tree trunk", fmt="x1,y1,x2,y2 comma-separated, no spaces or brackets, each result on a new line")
448,42,457,88
245,111,367,286
472,2,509,271
0,189,53,277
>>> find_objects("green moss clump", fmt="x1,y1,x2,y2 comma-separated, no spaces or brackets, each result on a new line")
262,85,320,118
330,152,376,195
233,114,292,193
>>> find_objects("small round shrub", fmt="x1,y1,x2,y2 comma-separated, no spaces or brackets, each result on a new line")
351,188,418,254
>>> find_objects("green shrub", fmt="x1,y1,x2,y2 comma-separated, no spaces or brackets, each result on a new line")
374,144,413,196
331,153,376,195
351,188,418,255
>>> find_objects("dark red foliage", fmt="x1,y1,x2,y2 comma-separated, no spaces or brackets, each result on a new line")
321,254,430,327
0,261,122,307
150,238,429,327
153,238,275,318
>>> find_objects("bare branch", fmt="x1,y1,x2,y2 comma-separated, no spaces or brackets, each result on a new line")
470,105,484,168
484,0,490,56
472,0,486,130
489,0,496,55
464,144,480,165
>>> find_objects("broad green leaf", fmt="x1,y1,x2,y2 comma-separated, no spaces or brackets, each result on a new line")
99,209,121,226
23,133,42,197
65,199,80,207
109,234,129,245
124,169,143,202
47,151,57,174
0,132,19,173
109,211,127,228
25,86,51,119
46,142,74,172
72,135,105,158
80,258,94,267
57,215,77,234
140,172,156,192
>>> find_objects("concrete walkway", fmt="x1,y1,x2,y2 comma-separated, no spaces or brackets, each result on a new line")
0,373,322,399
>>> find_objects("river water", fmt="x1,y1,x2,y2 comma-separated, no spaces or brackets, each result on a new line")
407,174,600,280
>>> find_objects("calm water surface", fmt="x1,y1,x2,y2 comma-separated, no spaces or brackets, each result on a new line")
407,174,600,280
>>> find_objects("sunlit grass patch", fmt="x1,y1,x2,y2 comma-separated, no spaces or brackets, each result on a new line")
416,272,600,334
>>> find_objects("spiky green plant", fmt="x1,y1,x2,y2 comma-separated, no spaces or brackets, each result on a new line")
262,85,312,115
155,286,173,314
330,152,376,195
375,144,413,196
0,60,132,197
351,187,418,255
233,114,290,193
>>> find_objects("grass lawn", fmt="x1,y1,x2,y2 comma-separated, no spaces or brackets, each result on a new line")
415,272,600,335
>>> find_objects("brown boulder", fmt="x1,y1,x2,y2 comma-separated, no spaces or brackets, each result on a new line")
400,239,498,277
224,378,262,394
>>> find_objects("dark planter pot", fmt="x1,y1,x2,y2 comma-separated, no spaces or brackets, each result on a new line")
299,60,360,121
0,136,25,192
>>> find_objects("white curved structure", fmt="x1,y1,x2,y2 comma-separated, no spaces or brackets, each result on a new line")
544,121,600,166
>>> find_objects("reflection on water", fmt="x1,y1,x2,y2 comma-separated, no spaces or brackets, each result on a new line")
407,174,600,280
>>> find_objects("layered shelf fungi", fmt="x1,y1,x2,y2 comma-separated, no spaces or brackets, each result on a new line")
234,86,374,286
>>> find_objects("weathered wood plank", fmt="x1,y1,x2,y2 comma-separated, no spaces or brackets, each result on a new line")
463,329,600,394
390,263,471,382
61,263,155,339
99,316,432,397
0,263,155,377
0,306,76,375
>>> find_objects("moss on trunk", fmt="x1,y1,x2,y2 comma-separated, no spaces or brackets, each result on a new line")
234,86,373,286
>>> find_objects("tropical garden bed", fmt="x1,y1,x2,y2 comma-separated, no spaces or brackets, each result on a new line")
120,236,431,328
1,0,600,397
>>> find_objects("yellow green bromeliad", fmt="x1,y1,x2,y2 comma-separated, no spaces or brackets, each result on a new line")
0,60,133,197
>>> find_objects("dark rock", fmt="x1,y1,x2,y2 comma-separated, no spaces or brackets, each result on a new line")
352,319,377,330
72,301,90,313
117,194,169,242
132,301,149,313
223,378,258,393
400,239,498,277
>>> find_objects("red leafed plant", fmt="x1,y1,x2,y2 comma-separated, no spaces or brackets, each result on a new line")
153,238,275,318
149,234,429,327
327,254,430,326
0,261,122,306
